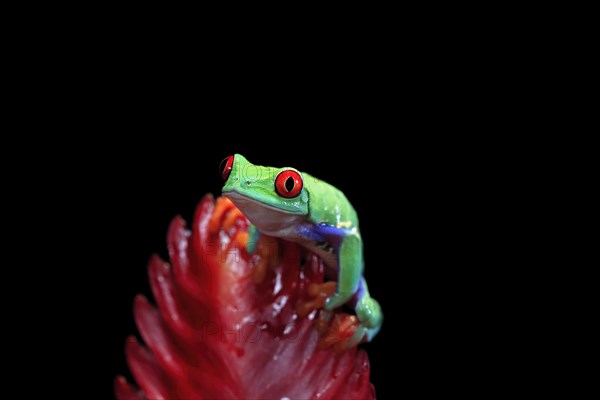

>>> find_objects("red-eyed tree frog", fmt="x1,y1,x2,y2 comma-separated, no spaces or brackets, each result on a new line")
219,154,382,348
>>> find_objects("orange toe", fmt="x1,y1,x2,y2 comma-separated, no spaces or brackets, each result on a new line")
317,314,358,351
296,282,337,318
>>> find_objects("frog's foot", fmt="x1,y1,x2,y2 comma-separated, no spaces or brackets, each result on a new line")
253,234,280,284
208,197,248,249
318,294,384,351
319,319,380,352
317,313,361,353
296,282,337,318
350,295,383,345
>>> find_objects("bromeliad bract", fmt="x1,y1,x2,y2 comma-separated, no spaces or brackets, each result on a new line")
115,195,376,399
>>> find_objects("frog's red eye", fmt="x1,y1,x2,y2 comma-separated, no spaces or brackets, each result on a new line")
275,170,303,198
219,156,234,181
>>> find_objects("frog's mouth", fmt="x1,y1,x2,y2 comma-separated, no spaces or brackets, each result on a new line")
222,190,304,214
223,190,304,234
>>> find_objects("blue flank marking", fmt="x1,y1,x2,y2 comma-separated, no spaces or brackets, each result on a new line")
315,223,349,238
296,223,325,241
296,223,347,247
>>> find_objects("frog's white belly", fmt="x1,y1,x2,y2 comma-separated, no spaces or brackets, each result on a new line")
225,191,305,237
225,191,339,272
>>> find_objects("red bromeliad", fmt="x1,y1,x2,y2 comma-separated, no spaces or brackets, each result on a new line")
115,195,376,399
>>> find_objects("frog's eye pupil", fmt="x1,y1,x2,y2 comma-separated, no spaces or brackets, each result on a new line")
275,170,303,198
220,156,234,181
285,176,295,192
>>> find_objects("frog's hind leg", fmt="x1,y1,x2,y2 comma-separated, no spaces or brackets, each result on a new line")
344,277,383,349
324,232,362,311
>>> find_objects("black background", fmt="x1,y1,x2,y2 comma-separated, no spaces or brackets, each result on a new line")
59,132,470,399
93,140,409,398
26,37,487,396
27,100,493,399
7,12,517,397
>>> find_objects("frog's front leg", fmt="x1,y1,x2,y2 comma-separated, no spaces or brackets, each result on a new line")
247,224,280,284
246,224,260,254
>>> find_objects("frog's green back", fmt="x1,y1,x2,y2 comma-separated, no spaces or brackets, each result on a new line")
303,172,359,230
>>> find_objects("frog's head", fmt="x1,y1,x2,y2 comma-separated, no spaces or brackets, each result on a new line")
220,154,309,228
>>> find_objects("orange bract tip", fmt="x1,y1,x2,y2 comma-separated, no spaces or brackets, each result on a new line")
223,207,244,230
208,197,238,234
231,231,248,251
253,256,269,284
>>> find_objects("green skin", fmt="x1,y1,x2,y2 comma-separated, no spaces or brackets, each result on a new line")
221,154,382,345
